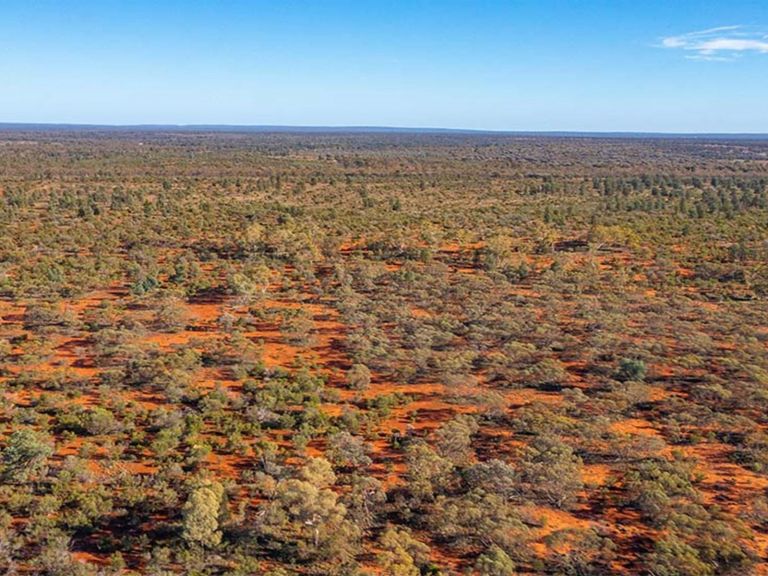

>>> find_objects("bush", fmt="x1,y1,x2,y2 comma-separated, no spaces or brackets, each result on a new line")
0,428,54,483
616,358,647,382
346,363,371,390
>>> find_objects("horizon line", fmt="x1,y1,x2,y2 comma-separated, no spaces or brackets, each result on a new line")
1,122,768,139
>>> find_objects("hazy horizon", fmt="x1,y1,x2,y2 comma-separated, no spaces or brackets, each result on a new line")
2,122,768,137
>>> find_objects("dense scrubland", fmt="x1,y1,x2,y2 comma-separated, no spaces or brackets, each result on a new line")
1,130,768,575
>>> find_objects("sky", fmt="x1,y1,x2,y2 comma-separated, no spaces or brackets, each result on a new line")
1,0,767,132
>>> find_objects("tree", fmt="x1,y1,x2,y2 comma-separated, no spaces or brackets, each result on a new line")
84,406,120,435
474,545,516,576
616,358,647,382
465,459,518,499
432,490,530,558
281,311,314,346
182,482,225,548
343,475,385,531
37,533,97,576
377,526,431,576
327,432,372,469
525,358,569,390
0,338,11,361
434,416,479,466
227,265,270,304
346,363,371,391
23,302,71,330
0,510,19,575
254,439,283,476
154,297,189,333
645,535,712,576
517,435,583,509
622,458,697,524
404,442,454,502
260,478,360,564
298,457,336,488
0,429,53,484
547,528,617,576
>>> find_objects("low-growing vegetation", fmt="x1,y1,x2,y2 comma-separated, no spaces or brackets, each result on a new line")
0,129,767,574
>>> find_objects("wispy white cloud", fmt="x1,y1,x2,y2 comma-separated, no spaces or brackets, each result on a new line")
660,26,768,60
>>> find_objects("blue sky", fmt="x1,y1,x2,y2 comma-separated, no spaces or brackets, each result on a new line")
1,0,766,131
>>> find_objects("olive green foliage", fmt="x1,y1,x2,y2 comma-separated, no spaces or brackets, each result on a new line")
0,131,767,575
182,481,226,548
